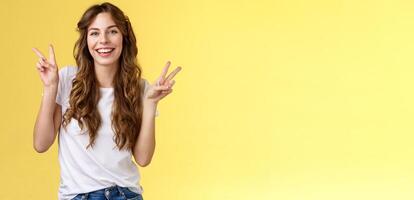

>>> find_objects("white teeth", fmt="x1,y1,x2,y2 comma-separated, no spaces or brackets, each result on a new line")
97,48,114,53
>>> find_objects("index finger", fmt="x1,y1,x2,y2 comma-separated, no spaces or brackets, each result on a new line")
159,61,171,79
165,66,182,82
32,48,46,59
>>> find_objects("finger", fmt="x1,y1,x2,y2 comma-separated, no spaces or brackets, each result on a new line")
155,77,163,86
49,44,56,65
167,80,176,88
161,89,173,94
152,85,170,91
165,66,182,82
39,58,46,65
158,61,171,84
36,67,44,72
36,62,45,72
32,48,46,59
39,58,51,69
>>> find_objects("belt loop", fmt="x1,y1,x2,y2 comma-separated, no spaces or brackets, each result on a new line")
117,185,126,198
104,188,111,199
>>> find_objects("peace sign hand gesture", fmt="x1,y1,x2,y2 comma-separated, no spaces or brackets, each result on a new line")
144,61,182,104
32,45,59,88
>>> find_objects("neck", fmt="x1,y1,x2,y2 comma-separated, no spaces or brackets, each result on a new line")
94,63,118,88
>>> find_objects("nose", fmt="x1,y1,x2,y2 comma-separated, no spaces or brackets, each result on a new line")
99,32,109,44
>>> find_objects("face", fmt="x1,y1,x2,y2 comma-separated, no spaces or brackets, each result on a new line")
87,12,123,68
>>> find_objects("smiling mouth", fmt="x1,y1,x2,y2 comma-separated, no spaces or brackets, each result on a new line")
96,48,115,56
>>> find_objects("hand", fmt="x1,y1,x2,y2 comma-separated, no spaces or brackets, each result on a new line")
32,45,59,88
144,61,182,104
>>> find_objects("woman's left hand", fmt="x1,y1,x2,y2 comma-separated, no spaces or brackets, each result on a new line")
144,61,182,104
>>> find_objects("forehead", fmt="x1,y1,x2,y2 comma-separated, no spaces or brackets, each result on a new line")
88,12,117,30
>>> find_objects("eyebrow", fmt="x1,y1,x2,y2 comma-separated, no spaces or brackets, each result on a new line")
88,25,118,31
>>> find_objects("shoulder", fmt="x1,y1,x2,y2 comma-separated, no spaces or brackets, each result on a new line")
56,66,78,107
57,66,79,92
58,66,78,78
58,66,78,85
140,78,150,87
140,78,150,94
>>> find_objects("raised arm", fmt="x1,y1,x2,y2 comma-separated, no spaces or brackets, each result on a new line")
32,45,61,153
133,61,181,167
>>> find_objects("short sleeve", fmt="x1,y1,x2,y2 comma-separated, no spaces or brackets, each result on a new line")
55,68,66,106
141,79,160,117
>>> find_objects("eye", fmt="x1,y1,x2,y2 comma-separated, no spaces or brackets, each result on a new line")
109,29,118,34
89,31,99,36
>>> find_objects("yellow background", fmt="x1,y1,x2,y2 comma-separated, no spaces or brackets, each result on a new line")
1,0,414,199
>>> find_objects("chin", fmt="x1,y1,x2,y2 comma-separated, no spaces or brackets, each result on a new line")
97,61,119,66
92,55,121,67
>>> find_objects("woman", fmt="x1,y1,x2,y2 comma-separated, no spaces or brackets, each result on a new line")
32,2,181,200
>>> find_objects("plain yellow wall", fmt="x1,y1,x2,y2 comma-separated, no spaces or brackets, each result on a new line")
1,0,414,199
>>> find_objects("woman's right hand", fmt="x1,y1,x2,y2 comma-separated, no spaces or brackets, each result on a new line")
32,45,59,87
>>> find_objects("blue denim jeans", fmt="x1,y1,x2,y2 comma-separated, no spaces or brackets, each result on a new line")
71,185,143,200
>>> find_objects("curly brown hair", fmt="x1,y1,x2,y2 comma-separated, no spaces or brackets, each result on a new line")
63,2,143,151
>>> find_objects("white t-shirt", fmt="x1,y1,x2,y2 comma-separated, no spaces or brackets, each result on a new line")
56,66,149,200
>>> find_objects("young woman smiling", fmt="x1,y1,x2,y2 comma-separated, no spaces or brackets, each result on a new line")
32,2,181,200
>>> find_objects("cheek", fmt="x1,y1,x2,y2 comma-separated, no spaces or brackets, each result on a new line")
115,36,123,52
116,36,123,48
87,37,96,52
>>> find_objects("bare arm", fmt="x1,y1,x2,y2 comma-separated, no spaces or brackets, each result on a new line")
133,102,157,167
32,45,60,153
33,88,61,153
133,61,181,167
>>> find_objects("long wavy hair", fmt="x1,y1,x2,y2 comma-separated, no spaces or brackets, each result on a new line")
63,2,143,151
